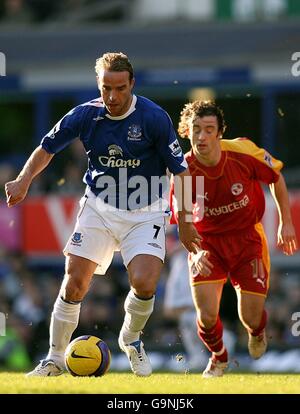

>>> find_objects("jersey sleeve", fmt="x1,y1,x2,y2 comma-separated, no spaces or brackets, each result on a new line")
153,110,188,174
223,138,283,184
41,105,86,154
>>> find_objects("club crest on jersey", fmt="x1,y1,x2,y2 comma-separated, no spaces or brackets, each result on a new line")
128,124,142,141
264,151,274,167
231,183,243,196
169,139,182,157
71,232,83,245
108,144,123,156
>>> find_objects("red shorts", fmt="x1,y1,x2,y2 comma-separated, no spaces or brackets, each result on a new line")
189,223,270,297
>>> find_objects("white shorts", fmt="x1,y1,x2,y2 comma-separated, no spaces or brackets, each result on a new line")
64,193,166,275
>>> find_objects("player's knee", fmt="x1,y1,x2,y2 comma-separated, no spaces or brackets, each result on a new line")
198,312,218,329
131,282,156,299
62,274,90,302
130,274,158,299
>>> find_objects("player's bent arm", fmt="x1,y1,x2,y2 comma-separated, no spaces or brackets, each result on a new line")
269,173,298,254
269,173,293,225
173,168,202,254
5,146,54,207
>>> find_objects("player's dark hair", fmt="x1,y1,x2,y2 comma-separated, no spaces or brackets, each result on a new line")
95,52,134,81
178,100,226,139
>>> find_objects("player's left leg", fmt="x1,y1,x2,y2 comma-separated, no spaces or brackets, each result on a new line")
232,223,270,359
118,213,166,376
237,291,268,359
118,254,163,377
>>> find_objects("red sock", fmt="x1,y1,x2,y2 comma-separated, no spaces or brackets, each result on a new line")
212,348,228,363
197,316,227,361
248,309,267,337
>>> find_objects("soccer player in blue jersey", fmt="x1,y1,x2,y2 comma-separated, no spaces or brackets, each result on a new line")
5,52,200,377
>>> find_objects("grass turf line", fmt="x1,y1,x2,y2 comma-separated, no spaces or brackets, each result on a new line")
0,372,300,394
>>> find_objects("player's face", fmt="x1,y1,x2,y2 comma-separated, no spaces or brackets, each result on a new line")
190,115,221,159
97,70,135,116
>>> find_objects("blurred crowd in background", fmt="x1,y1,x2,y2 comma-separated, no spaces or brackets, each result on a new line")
0,0,297,26
0,0,128,25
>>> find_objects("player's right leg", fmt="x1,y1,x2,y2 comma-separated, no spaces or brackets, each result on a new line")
26,254,97,377
191,281,229,378
27,194,118,376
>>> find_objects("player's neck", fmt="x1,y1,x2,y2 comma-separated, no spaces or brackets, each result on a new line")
195,146,222,167
122,94,133,115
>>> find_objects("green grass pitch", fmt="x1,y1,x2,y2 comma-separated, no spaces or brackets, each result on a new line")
0,372,299,394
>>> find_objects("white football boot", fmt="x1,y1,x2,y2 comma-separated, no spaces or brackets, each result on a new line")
248,329,267,359
202,357,228,378
26,359,64,377
119,339,152,377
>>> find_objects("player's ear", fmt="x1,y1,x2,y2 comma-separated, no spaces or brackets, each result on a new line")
219,125,226,139
185,123,193,140
185,128,191,139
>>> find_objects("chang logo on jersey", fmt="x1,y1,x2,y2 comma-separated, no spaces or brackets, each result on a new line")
128,124,142,141
98,144,141,169
231,183,243,196
169,139,182,157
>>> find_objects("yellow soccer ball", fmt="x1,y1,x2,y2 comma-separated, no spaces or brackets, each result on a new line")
65,335,111,377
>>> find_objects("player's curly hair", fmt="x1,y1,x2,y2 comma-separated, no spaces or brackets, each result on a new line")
95,52,134,80
178,100,226,139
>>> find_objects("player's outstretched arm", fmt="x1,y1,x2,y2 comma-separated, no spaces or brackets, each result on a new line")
5,145,54,208
269,173,298,255
174,168,202,254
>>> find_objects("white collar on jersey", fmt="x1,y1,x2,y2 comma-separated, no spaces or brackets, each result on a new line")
105,94,137,120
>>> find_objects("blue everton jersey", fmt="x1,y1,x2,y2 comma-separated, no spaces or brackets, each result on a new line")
41,95,187,209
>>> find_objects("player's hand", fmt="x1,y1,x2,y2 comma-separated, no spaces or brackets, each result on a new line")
192,249,213,277
5,179,29,207
277,221,298,256
178,221,202,254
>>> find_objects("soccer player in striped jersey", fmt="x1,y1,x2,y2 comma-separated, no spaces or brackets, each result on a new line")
5,52,200,377
170,100,298,378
